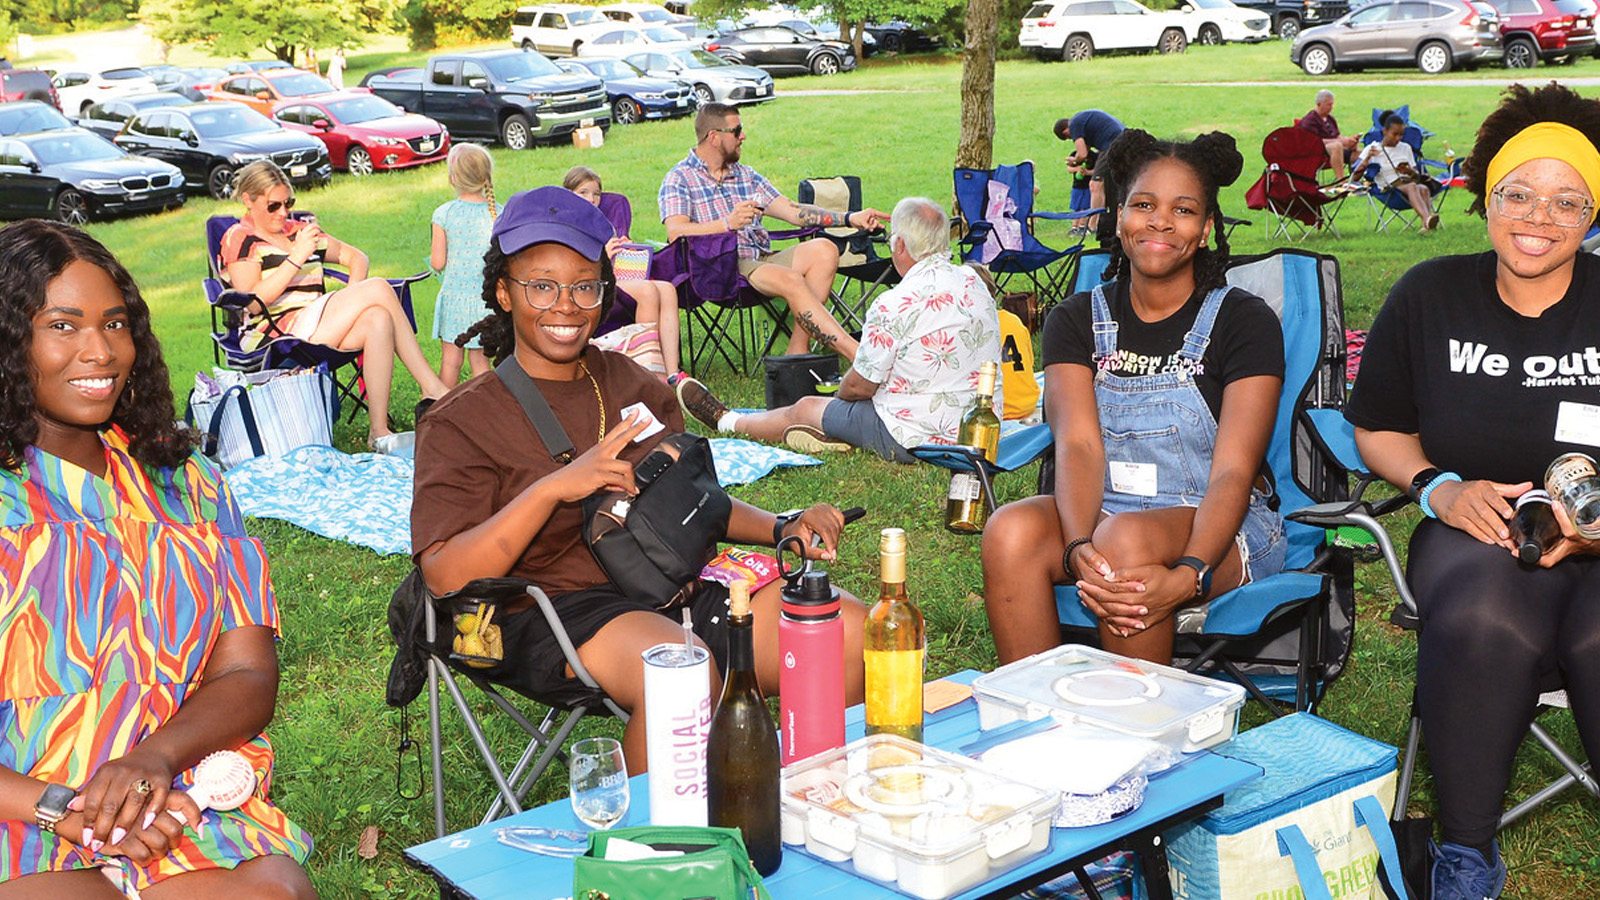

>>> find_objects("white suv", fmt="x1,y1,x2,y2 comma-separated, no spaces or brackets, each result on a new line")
511,4,619,56
1020,0,1192,60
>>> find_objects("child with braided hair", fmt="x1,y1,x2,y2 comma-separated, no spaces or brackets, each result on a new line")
430,143,496,386
981,129,1287,666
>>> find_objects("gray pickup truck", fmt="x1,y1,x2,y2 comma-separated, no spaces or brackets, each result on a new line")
362,49,609,149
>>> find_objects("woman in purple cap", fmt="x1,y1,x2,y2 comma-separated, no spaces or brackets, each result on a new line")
408,186,866,771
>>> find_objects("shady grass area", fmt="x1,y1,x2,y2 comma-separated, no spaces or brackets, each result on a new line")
76,39,1600,899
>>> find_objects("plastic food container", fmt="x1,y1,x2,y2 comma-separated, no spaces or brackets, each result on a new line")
971,645,1246,755
780,734,1057,900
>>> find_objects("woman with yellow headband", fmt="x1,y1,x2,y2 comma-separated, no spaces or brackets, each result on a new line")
1347,83,1600,900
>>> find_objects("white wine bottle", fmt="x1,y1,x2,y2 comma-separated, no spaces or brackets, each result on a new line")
863,528,925,742
946,361,1002,534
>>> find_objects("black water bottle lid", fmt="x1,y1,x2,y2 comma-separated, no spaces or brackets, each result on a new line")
782,568,840,620
801,570,834,603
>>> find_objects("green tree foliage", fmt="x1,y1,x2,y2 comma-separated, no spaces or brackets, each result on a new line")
0,0,137,31
401,0,517,49
143,0,404,64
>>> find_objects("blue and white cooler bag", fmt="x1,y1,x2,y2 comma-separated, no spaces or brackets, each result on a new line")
1166,714,1409,900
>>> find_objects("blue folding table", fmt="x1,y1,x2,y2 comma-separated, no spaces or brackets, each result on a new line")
406,670,1262,900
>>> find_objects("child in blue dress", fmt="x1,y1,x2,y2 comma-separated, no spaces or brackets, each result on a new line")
430,143,495,386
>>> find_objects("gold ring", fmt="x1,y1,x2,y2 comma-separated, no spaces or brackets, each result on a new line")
131,779,153,796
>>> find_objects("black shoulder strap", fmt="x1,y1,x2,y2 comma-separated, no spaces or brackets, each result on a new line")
495,356,576,464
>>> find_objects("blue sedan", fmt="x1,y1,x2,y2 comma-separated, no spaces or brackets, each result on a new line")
556,57,695,125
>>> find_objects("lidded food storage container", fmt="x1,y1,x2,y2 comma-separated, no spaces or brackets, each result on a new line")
779,734,1056,900
971,645,1246,755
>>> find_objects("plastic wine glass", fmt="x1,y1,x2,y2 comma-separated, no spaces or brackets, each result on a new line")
569,737,630,830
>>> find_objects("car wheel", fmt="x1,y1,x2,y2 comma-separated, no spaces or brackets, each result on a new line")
1063,34,1094,61
1277,16,1301,40
1300,43,1334,75
613,97,642,125
571,41,583,56
1158,28,1188,53
521,39,535,51
1199,23,1223,45
347,145,374,176
500,113,532,150
1504,36,1537,68
881,33,902,53
1417,40,1453,74
811,52,841,75
207,163,235,200
693,83,714,105
54,188,89,226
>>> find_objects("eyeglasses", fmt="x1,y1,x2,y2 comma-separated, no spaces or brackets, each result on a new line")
507,276,609,310
709,124,743,138
1492,184,1595,228
266,197,297,214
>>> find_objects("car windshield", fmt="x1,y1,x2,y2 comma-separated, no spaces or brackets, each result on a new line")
569,8,606,24
644,26,684,40
483,52,562,81
579,58,640,77
1188,0,1235,8
0,104,71,133
187,67,228,81
102,68,148,81
1023,3,1054,17
27,132,123,164
1555,0,1593,12
674,49,730,67
130,93,187,110
189,105,276,136
633,7,672,20
324,95,404,123
269,73,335,96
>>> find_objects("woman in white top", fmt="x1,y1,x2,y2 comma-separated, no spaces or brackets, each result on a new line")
1356,110,1440,231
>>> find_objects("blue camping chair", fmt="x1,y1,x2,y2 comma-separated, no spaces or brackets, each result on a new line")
954,161,1100,309
1358,107,1459,233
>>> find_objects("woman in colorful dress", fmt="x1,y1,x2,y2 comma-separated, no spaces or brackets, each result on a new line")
0,220,315,898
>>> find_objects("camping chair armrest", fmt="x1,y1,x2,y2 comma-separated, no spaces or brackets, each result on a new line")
1222,214,1253,230
957,221,995,248
525,585,630,721
1285,502,1416,616
1032,207,1102,222
212,289,259,312
767,225,823,242
389,270,434,287
908,444,999,513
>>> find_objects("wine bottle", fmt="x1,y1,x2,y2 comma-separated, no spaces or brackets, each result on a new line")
705,580,782,876
863,528,925,742
946,361,1002,534
1509,489,1560,566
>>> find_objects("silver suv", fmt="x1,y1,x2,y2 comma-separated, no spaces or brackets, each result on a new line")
1291,0,1503,73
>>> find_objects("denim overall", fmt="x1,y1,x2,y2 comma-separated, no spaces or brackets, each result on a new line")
1090,283,1286,613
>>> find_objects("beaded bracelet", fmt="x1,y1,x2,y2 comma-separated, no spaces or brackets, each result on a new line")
1062,537,1094,577
1418,472,1462,519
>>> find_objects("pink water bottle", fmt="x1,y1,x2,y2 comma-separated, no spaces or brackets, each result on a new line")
778,569,846,763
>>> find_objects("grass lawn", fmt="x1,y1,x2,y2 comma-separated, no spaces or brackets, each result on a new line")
64,36,1600,899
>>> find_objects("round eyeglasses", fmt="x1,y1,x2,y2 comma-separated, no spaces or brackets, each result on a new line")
506,276,609,310
1492,184,1595,229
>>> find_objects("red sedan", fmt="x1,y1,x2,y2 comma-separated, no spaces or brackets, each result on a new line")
272,92,449,175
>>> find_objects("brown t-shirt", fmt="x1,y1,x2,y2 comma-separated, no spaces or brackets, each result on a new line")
411,348,685,596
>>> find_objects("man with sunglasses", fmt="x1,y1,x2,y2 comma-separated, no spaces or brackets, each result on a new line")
659,102,887,361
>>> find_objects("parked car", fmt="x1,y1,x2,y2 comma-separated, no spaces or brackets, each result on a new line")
736,5,880,53
363,50,610,149
0,69,58,108
113,101,330,199
599,2,698,36
511,4,620,55
0,128,184,225
0,100,73,135
52,67,157,115
1019,0,1193,60
710,25,857,74
76,92,192,140
625,49,775,105
1177,0,1273,42
1485,0,1595,64
862,21,943,52
557,57,695,123
274,92,449,175
1231,0,1350,37
581,25,708,56
1291,0,1503,72
148,65,228,101
223,60,296,75
207,69,338,117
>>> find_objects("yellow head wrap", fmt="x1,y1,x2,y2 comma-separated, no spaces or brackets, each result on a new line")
1486,121,1600,206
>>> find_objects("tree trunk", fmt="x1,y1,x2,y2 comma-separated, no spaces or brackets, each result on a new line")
956,0,998,171
850,20,865,62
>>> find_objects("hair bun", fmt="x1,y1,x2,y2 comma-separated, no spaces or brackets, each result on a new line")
1191,131,1245,188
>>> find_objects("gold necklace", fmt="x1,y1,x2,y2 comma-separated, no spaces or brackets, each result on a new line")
580,363,605,440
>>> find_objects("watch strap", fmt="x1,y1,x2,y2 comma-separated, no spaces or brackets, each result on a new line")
773,509,802,546
1172,555,1213,599
1408,466,1441,501
34,783,75,834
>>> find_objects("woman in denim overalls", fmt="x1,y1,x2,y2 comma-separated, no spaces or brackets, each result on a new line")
982,130,1287,665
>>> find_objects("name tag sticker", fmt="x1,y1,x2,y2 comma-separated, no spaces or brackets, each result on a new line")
1109,460,1158,497
621,402,666,442
1555,401,1600,447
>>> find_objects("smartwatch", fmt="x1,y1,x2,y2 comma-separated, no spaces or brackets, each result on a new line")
1171,556,1214,600
34,783,76,834
773,508,803,547
1408,467,1442,501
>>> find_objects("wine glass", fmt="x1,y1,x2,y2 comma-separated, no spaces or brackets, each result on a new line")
569,737,630,830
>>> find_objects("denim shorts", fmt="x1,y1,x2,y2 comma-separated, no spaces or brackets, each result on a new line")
820,398,915,464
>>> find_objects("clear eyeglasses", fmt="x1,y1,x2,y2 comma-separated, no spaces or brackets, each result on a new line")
507,276,609,310
1492,184,1595,229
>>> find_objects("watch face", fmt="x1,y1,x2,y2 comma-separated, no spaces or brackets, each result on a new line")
37,783,75,817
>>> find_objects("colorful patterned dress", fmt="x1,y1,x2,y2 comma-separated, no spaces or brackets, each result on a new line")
0,427,312,892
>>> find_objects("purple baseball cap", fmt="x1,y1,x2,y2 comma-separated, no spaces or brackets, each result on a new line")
492,186,611,261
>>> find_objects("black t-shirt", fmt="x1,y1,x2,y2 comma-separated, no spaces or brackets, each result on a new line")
1070,109,1124,152
1348,251,1600,485
1041,281,1285,420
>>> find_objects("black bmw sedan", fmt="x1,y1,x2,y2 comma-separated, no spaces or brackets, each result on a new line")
114,101,331,200
711,26,857,76
0,128,185,225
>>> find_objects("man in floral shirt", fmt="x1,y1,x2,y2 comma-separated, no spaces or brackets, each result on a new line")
675,197,1003,462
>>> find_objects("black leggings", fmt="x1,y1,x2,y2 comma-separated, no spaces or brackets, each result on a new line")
1409,520,1600,848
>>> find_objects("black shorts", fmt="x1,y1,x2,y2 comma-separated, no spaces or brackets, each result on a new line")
459,580,735,709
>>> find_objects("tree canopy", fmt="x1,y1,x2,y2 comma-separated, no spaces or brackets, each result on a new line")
143,0,404,64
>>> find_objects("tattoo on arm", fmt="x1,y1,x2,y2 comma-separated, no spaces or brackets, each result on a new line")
795,204,846,228
795,310,839,349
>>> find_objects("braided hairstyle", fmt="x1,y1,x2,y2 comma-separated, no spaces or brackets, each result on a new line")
0,220,195,472
1098,129,1245,293
447,142,497,218
456,240,619,365
1461,82,1600,217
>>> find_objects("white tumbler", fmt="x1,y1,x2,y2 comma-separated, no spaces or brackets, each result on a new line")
641,642,712,826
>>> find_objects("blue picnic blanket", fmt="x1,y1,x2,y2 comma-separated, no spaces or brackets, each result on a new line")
225,439,820,556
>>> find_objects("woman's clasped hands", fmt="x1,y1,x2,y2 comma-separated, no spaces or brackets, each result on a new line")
1069,542,1199,637
65,750,204,863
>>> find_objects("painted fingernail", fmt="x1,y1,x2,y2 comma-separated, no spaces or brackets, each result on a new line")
91,839,105,853
111,828,126,844
68,795,83,811
82,827,94,846
143,812,156,830
1138,607,1148,615
1136,621,1147,630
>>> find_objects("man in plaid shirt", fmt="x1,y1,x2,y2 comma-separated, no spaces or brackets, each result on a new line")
659,102,887,361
